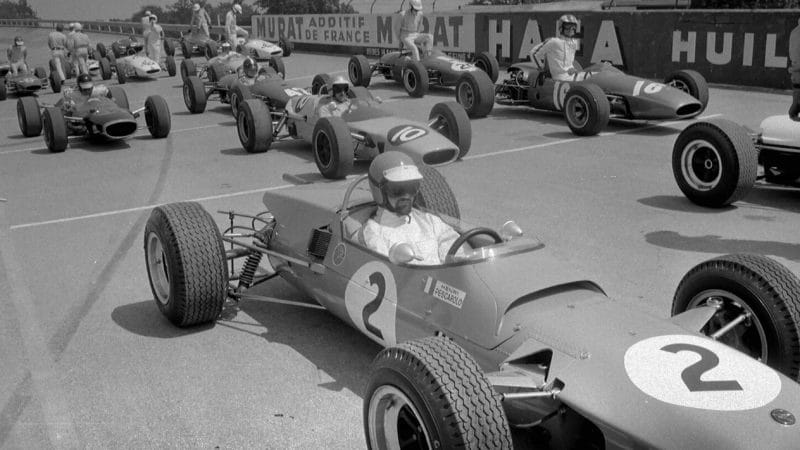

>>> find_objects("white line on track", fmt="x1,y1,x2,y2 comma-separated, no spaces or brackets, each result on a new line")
9,113,721,230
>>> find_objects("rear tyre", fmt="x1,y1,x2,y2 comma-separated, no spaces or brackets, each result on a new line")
312,116,354,179
474,51,500,83
209,63,227,83
205,41,218,59
17,97,42,137
454,70,494,118
164,39,175,57
348,54,372,88
229,81,253,119
415,165,460,219
144,202,228,327
666,69,709,116
165,55,177,77
672,119,757,208
49,71,62,93
402,59,428,98
111,42,123,59
364,337,511,449
429,102,471,159
269,57,286,79
43,107,68,152
180,58,197,82
180,41,191,59
311,73,332,95
237,99,273,153
145,95,171,138
99,57,112,80
107,86,129,110
183,75,207,114
278,37,293,57
673,253,800,380
96,42,107,58
563,83,609,136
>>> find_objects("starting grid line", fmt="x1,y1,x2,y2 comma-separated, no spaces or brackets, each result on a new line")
8,113,722,231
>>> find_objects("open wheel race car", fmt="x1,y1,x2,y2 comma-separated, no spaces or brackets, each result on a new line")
235,73,471,178
15,85,171,152
165,30,219,59
179,42,286,82
143,169,800,449
494,61,709,136
182,63,290,118
672,116,800,207
234,36,293,60
97,40,177,84
347,49,498,118
0,63,49,100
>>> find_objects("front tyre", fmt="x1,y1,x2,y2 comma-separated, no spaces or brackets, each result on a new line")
348,54,372,88
671,119,757,208
17,96,42,137
474,51,500,83
180,58,196,82
402,59,428,98
144,202,228,327
145,95,171,138
229,81,253,119
429,101,471,158
455,70,494,118
563,83,609,136
43,107,68,152
364,337,512,450
165,55,177,77
673,253,800,380
183,75,207,114
237,99,273,153
312,116,354,179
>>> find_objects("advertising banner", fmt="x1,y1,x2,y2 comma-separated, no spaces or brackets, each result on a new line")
252,13,476,58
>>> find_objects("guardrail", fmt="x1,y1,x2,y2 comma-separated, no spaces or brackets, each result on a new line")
0,18,249,40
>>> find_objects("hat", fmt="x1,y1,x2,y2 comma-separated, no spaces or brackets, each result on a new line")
410,0,422,10
144,10,152,16
150,15,158,22
14,36,23,44
74,22,83,31
192,3,200,11
233,4,242,13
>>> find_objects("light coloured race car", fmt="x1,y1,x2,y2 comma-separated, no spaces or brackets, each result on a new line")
100,51,176,84
348,48,498,117
672,116,800,207
236,73,471,178
0,63,48,100
234,36,292,60
182,64,289,118
15,85,170,152
143,170,800,449
494,61,709,136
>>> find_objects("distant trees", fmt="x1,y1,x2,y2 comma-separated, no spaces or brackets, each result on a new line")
252,0,355,14
0,0,38,18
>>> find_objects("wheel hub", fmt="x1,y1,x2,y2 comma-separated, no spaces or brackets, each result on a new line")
682,139,722,190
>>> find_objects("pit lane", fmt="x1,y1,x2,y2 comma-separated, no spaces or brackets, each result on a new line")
0,26,798,448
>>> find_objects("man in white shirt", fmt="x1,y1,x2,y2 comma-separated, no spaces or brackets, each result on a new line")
529,14,582,81
225,4,248,49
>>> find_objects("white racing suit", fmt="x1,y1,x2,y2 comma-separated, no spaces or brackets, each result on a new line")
361,208,462,265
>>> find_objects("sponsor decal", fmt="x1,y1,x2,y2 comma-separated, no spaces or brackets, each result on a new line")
344,262,397,345
423,276,466,309
624,335,781,411
387,125,427,145
293,95,311,110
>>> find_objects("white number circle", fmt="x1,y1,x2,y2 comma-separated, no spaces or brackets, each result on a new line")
624,335,781,411
644,82,664,94
344,261,397,346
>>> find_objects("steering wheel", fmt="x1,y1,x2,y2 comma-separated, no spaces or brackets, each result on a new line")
446,227,503,258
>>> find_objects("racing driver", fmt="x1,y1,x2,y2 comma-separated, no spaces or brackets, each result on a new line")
361,153,463,265
319,76,352,118
529,14,585,81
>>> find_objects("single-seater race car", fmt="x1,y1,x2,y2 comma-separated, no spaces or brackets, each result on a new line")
234,36,292,60
235,73,471,178
97,37,177,84
143,169,800,449
182,62,288,118
494,61,709,136
348,48,498,117
672,116,800,207
15,84,171,152
165,30,219,59
180,45,285,82
0,63,49,100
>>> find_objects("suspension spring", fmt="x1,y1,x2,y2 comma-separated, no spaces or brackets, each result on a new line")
237,252,263,291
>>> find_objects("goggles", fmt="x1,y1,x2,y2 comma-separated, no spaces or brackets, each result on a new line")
386,180,420,198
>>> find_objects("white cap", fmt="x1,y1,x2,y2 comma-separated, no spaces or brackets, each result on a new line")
74,22,83,31
233,4,242,13
192,3,200,11
410,0,422,10
150,15,157,22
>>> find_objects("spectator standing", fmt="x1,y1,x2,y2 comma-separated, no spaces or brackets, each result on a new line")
225,4,248,49
48,24,67,81
71,23,91,76
141,11,152,38
146,15,164,63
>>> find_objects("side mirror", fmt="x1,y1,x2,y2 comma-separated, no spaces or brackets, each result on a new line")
389,243,417,265
500,220,523,240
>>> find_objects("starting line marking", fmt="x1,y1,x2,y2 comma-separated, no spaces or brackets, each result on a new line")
8,114,721,230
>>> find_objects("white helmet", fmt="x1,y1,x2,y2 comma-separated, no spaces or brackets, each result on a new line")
74,22,83,31
410,0,422,10
192,3,200,11
368,152,423,213
233,4,242,13
557,14,578,38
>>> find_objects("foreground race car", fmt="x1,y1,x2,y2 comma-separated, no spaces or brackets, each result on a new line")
15,85,171,152
165,31,219,59
348,49,498,117
234,36,292,60
672,116,800,207
494,61,709,136
143,171,800,449
182,63,289,117
0,63,48,100
236,73,471,178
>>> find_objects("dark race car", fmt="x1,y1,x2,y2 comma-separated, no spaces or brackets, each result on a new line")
143,170,800,449
182,62,289,119
235,73,471,178
96,36,143,60
0,63,49,100
672,116,800,207
15,84,171,152
347,48,498,117
494,61,709,136
179,47,285,82
165,30,219,59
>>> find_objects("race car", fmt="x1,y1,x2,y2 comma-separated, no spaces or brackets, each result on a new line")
0,63,48,100
672,116,800,207
179,46,285,82
96,36,143,59
99,51,177,84
143,171,800,449
235,73,471,178
234,36,292,60
165,30,219,59
494,61,709,136
15,84,171,152
347,48,498,117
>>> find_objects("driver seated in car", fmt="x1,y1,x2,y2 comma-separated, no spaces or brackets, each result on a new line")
319,76,353,118
7,36,28,75
237,56,272,85
62,74,108,111
529,14,588,82
361,153,464,265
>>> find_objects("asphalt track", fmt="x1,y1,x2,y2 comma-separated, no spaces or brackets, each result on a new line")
1,26,799,449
